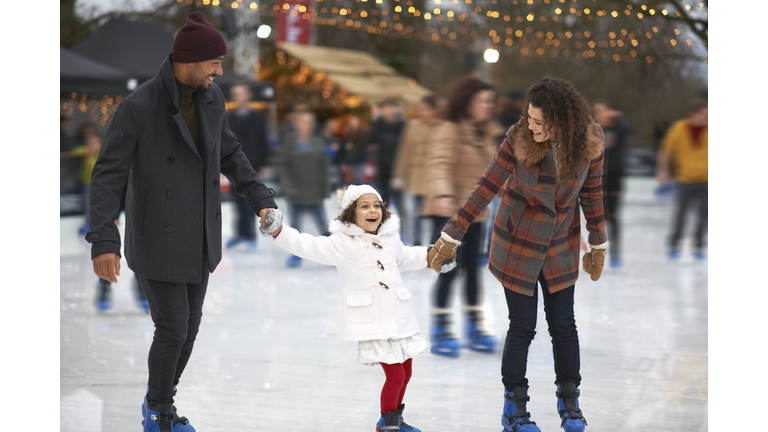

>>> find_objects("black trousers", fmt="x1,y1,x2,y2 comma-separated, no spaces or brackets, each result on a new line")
602,175,623,256
669,182,708,251
501,274,580,391
430,217,484,308
233,192,257,241
139,256,210,410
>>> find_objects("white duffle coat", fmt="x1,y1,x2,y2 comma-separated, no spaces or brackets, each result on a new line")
272,214,428,341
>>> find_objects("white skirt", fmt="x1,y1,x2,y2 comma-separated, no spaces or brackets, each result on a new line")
357,333,428,366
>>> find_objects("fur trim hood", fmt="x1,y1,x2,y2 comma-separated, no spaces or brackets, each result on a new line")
328,212,401,237
506,120,604,180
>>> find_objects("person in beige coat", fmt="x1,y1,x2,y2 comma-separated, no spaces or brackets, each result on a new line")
392,95,442,246
423,76,504,357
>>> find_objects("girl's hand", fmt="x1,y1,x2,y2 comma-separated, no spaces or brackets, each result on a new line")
269,226,283,238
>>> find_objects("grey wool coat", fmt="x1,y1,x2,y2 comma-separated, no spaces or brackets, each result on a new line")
86,54,277,283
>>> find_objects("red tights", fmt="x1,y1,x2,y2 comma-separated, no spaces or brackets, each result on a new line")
379,359,413,414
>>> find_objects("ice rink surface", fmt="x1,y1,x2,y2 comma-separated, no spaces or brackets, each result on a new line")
60,178,707,432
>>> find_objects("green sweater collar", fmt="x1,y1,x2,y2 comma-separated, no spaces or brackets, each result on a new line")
175,78,196,103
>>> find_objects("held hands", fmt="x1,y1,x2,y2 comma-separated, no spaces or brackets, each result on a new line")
582,243,608,281
259,208,283,237
426,232,461,274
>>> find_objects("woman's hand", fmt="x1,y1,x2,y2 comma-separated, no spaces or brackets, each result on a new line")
427,233,461,273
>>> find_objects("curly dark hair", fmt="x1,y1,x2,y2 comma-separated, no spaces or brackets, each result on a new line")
447,76,496,122
334,198,392,233
517,77,592,182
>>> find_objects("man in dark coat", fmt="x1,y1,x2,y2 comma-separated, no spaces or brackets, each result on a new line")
225,81,270,249
86,12,277,431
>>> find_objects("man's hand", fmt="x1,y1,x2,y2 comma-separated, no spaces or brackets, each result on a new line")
93,253,121,283
259,208,283,237
259,208,275,225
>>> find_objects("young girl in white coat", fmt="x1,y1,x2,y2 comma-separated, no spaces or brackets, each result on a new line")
260,184,457,432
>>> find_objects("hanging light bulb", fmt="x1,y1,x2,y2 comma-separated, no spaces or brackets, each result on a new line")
483,48,500,63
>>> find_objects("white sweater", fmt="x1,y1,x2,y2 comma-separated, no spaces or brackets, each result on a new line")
272,214,428,341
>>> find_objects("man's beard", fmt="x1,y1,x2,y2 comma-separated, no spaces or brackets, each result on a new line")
194,77,212,92
192,69,215,92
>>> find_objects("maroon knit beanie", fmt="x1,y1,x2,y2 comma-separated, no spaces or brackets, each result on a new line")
172,11,227,63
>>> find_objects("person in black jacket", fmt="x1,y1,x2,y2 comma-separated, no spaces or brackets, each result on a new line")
593,101,631,268
226,81,270,250
363,98,405,205
86,13,277,431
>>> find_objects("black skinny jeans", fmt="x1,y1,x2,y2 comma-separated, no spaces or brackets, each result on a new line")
139,257,210,410
501,273,581,391
430,217,484,308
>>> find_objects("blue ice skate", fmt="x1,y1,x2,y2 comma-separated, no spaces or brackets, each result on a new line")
396,403,420,431
556,382,587,432
693,251,707,261
430,313,460,357
142,389,194,432
465,310,498,353
142,402,173,432
226,237,244,249
376,410,401,431
667,250,680,261
286,255,302,268
502,387,540,432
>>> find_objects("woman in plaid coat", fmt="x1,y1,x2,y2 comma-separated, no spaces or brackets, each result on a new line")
427,77,608,432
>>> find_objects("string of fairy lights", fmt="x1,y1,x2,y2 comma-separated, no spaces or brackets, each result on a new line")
62,93,123,127
63,0,705,124
159,0,706,64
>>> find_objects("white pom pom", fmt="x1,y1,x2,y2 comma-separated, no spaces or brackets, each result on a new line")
335,187,348,208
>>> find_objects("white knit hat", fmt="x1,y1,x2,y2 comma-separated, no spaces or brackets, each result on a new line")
336,185,383,210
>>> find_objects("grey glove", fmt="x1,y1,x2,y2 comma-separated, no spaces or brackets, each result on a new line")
427,245,459,273
259,209,283,237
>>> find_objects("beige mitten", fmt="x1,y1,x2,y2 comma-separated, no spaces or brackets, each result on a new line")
582,243,608,281
426,232,461,274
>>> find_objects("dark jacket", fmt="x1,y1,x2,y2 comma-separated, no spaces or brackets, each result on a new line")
86,54,277,283
227,108,269,171
365,118,405,170
277,133,330,205
601,115,631,177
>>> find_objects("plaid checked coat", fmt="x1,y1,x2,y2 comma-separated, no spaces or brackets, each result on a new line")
441,122,608,296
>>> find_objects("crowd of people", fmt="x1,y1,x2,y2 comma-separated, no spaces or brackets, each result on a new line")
60,70,709,341
60,12,708,432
